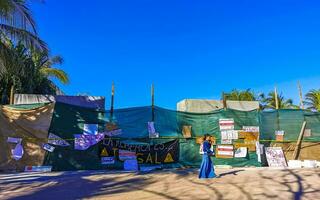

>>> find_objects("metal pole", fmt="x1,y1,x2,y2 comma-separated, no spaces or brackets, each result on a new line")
110,81,115,120
151,83,154,121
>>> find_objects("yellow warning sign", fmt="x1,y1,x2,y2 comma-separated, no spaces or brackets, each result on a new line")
100,148,109,157
164,153,174,163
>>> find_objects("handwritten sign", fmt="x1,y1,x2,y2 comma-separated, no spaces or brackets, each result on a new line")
265,147,287,167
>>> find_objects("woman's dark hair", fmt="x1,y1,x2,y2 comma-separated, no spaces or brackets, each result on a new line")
203,134,211,141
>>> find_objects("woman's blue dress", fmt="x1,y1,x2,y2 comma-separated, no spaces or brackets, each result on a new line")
199,140,216,179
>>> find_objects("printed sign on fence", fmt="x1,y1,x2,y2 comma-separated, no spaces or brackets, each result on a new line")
119,150,136,161
234,147,247,158
101,157,115,165
25,166,52,172
243,126,259,132
74,133,104,150
7,137,22,144
219,119,234,130
42,143,55,152
265,147,287,167
48,133,70,146
148,122,159,138
216,145,234,158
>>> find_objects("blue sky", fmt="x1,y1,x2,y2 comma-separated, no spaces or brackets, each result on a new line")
30,0,320,109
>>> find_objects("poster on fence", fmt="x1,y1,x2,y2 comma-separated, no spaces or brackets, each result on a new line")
102,139,179,164
216,145,234,158
219,119,234,130
74,133,105,150
265,147,287,167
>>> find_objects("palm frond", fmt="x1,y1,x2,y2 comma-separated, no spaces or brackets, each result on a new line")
0,24,47,51
40,67,70,84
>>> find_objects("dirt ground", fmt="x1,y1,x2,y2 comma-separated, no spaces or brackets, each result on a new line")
0,167,320,200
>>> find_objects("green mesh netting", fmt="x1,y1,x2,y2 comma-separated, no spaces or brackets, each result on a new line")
42,102,320,171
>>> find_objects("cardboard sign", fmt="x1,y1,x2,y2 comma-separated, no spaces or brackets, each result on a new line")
83,124,98,135
265,147,287,167
216,145,234,158
182,125,192,138
276,135,284,142
234,147,247,158
237,131,259,151
243,126,259,132
25,166,52,172
119,150,136,161
42,143,55,152
219,119,234,130
101,157,115,165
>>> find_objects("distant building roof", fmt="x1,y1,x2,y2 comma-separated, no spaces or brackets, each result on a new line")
177,99,259,112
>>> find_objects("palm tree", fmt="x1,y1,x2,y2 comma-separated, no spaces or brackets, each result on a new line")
0,41,69,104
305,89,320,111
224,89,257,101
260,91,296,109
0,0,47,50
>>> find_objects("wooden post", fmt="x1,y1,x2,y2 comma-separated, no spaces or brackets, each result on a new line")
110,81,115,120
151,83,155,121
297,81,304,109
274,87,279,110
9,85,14,105
292,121,307,160
222,92,227,109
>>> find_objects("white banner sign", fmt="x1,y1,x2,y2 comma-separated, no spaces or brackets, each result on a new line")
219,119,234,130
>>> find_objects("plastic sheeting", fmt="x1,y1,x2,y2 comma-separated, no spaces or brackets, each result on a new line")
14,94,105,109
0,103,54,171
177,99,260,112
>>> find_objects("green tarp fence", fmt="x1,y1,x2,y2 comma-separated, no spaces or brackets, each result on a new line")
43,102,320,171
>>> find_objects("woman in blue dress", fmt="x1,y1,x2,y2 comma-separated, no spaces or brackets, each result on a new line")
199,134,217,179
